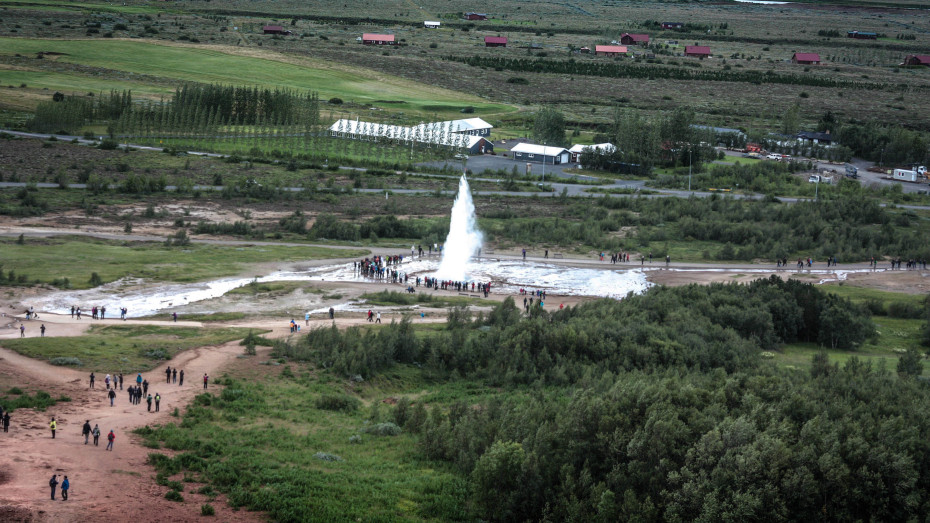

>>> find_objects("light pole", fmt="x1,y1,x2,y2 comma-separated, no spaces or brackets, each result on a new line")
688,147,691,192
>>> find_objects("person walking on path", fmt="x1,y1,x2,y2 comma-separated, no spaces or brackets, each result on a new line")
172,312,177,323
82,420,91,444
2,412,10,433
108,388,116,407
142,379,148,396
118,373,123,390
522,248,526,260
49,417,57,438
146,394,153,412
203,373,209,389
104,374,110,390
19,324,25,338
40,324,46,337
179,369,184,386
376,312,382,324
106,430,115,451
172,368,177,383
135,373,142,388
154,393,161,412
165,366,172,384
61,476,69,500
92,424,100,446
305,312,310,326
49,474,59,500
89,372,95,389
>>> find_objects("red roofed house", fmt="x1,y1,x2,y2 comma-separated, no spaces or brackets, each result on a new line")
792,52,821,65
595,45,627,56
362,34,396,45
263,25,290,35
620,33,649,46
903,55,930,67
464,12,488,21
685,46,711,58
485,36,507,47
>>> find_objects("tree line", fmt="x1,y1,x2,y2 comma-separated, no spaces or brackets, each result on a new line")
445,55,913,91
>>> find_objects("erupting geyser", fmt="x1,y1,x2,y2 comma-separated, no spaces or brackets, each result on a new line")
434,174,483,281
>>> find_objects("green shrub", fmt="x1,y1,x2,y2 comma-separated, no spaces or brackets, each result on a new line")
363,422,402,436
164,490,184,502
201,504,215,516
49,357,82,366
314,394,361,412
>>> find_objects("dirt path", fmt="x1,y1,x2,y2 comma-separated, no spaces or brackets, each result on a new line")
0,332,262,522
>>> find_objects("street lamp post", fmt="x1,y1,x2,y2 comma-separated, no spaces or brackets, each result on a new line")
688,148,691,192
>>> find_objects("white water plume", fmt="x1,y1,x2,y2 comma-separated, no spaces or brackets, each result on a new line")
434,174,483,281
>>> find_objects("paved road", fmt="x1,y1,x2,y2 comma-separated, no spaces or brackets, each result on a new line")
4,129,929,208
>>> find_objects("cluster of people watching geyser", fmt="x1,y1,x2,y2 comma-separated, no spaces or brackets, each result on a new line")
354,255,410,283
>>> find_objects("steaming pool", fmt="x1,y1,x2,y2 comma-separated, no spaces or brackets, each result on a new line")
31,257,655,318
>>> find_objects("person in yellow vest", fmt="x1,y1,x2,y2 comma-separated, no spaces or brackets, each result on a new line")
49,416,57,438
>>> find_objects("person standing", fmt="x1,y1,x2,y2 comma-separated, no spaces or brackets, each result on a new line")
203,373,209,389
70,306,75,319
179,370,184,386
2,412,10,433
142,379,148,396
82,420,91,444
522,248,526,260
154,393,161,412
106,430,115,451
49,474,60,500
107,388,116,407
376,312,381,324
89,372,95,389
104,374,111,390
49,417,57,438
305,312,310,326
40,324,46,337
19,324,25,338
329,307,335,320
165,366,172,384
146,394,153,412
92,424,100,446
61,476,70,500
118,374,123,390
172,312,177,323
172,368,177,384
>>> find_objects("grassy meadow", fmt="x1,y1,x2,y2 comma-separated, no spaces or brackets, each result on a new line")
0,236,366,288
1,324,256,372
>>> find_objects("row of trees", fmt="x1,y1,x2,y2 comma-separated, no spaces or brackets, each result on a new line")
448,55,909,91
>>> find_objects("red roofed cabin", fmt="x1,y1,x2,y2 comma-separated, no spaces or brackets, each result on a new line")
620,33,649,46
685,46,711,58
595,45,627,56
903,55,930,67
263,25,291,35
792,53,821,65
464,12,488,21
362,34,396,45
485,36,507,47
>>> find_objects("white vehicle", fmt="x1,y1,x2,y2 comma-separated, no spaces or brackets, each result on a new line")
808,175,821,183
767,154,781,161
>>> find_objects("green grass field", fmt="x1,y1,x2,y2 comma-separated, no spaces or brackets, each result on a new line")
1,236,366,288
1,324,256,372
0,38,516,119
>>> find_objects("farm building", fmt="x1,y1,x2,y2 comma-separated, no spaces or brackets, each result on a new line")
579,47,591,54
595,45,627,56
792,53,821,64
903,55,930,66
413,117,493,137
620,33,649,46
263,25,290,35
485,36,507,47
424,21,440,28
510,143,570,164
847,31,877,39
662,22,684,30
685,46,711,58
328,119,493,154
464,12,488,21
797,131,833,145
362,34,396,45
568,143,615,163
